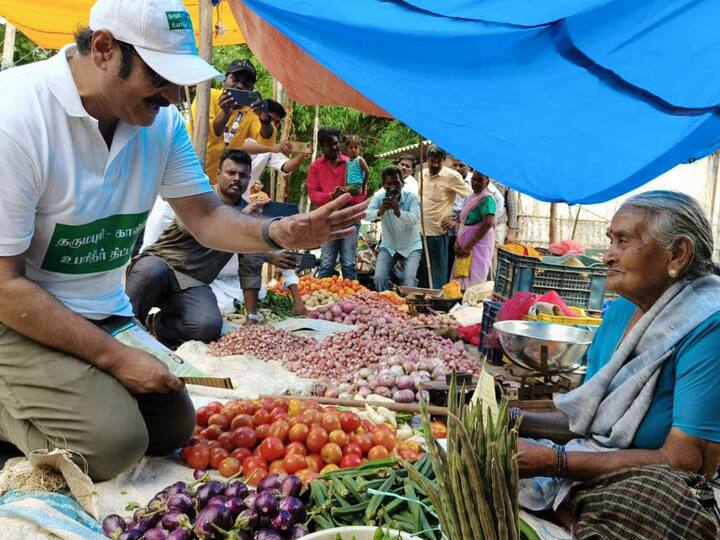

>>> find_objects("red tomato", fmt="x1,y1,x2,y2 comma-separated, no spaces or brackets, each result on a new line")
255,424,271,440
339,454,362,469
305,454,324,473
368,445,390,460
306,428,328,454
230,414,254,431
285,442,308,457
268,419,290,442
288,416,307,428
207,401,223,414
187,436,206,447
398,441,421,454
245,467,267,486
259,437,285,462
328,430,348,447
242,455,267,470
320,443,343,465
269,407,287,422
200,425,223,441
218,457,241,477
283,454,306,474
339,411,361,433
303,409,323,425
253,409,271,426
181,445,193,462
209,448,230,469
294,468,318,485
431,421,448,439
259,397,275,411
217,431,235,451
359,419,374,433
302,399,320,410
269,459,285,473
272,398,289,411
374,423,392,432
398,449,419,461
207,440,221,449
355,433,373,454
232,427,258,449
185,444,210,470
288,424,309,443
372,429,396,451
231,447,252,462
221,403,242,420
321,412,341,433
320,464,339,474
343,443,362,457
254,445,263,457
236,400,256,416
195,406,212,427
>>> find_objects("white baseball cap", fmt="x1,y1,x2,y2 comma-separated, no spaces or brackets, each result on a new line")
89,0,223,86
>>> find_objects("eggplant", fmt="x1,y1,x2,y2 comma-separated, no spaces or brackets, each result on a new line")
165,481,189,496
278,497,305,522
253,490,278,518
102,514,127,537
207,495,229,508
195,481,225,508
279,476,302,499
256,473,283,493
167,494,195,518
225,497,247,519
167,530,196,540
225,481,249,499
269,510,293,533
118,531,144,540
287,524,308,539
148,496,166,511
143,530,169,540
243,493,258,509
227,532,251,540
253,530,282,540
161,512,190,531
234,508,259,531
194,504,232,540
193,469,207,480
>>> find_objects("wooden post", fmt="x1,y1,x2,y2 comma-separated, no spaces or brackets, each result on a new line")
191,0,212,164
301,105,320,213
1,22,16,69
549,203,559,244
571,205,583,240
418,139,434,287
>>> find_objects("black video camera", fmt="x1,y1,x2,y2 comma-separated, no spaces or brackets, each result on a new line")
385,188,401,200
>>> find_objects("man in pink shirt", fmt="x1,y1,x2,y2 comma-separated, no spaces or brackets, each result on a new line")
307,127,367,279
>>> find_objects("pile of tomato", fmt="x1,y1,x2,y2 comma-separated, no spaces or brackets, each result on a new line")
181,398,421,486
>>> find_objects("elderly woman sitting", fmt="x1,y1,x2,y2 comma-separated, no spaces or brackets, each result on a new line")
515,191,720,539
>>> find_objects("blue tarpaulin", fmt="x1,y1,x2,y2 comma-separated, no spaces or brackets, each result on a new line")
238,0,720,203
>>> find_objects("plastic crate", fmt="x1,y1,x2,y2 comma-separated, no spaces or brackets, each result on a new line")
523,306,602,327
493,248,609,310
479,300,503,365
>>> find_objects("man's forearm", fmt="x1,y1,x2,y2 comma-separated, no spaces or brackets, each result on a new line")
282,154,306,174
0,275,124,371
213,110,230,138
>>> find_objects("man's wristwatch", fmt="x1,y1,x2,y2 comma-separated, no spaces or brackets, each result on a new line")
262,217,284,250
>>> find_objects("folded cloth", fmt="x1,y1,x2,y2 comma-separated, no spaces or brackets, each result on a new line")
520,276,720,511
0,491,104,540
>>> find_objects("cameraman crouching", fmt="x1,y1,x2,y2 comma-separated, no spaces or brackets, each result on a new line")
367,166,422,291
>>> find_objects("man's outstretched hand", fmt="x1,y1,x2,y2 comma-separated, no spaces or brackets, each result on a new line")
271,194,367,250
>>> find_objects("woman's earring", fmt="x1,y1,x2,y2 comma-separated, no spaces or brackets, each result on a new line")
668,268,678,278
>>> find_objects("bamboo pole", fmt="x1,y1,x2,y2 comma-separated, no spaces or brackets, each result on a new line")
1,22,16,69
301,105,320,213
418,138,434,287
191,0,212,164
570,205,582,240
548,202,559,244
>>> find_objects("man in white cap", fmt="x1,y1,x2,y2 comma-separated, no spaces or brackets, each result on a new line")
0,0,365,480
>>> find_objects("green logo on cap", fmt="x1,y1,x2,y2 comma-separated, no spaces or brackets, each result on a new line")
166,11,192,31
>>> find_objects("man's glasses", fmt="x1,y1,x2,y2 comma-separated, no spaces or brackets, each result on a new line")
117,40,171,88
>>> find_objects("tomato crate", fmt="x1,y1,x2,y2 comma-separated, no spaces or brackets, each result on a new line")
479,299,504,366
493,248,609,310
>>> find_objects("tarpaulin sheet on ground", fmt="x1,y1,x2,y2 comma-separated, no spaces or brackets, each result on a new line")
228,0,720,204
0,0,244,49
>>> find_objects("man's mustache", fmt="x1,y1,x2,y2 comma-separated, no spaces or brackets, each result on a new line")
144,96,170,108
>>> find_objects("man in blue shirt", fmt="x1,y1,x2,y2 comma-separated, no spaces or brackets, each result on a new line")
366,166,422,291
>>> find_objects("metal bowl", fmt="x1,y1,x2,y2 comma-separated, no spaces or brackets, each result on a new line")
493,320,594,373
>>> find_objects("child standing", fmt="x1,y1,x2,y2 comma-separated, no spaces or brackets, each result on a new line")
344,135,370,195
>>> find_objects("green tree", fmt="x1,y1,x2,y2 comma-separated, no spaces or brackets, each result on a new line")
0,25,53,69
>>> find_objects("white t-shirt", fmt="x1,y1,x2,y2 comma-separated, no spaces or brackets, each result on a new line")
245,139,289,199
403,175,419,194
0,46,212,319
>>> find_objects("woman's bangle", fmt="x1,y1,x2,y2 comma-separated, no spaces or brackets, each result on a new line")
553,444,568,478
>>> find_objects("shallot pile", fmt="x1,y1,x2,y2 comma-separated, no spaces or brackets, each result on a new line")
208,326,314,362
307,292,409,326
283,318,477,384
410,313,459,328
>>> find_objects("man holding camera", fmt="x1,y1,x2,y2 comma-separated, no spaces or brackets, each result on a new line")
189,59,290,179
127,149,306,346
367,166,422,291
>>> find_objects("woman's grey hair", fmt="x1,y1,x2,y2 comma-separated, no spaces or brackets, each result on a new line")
621,190,717,279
